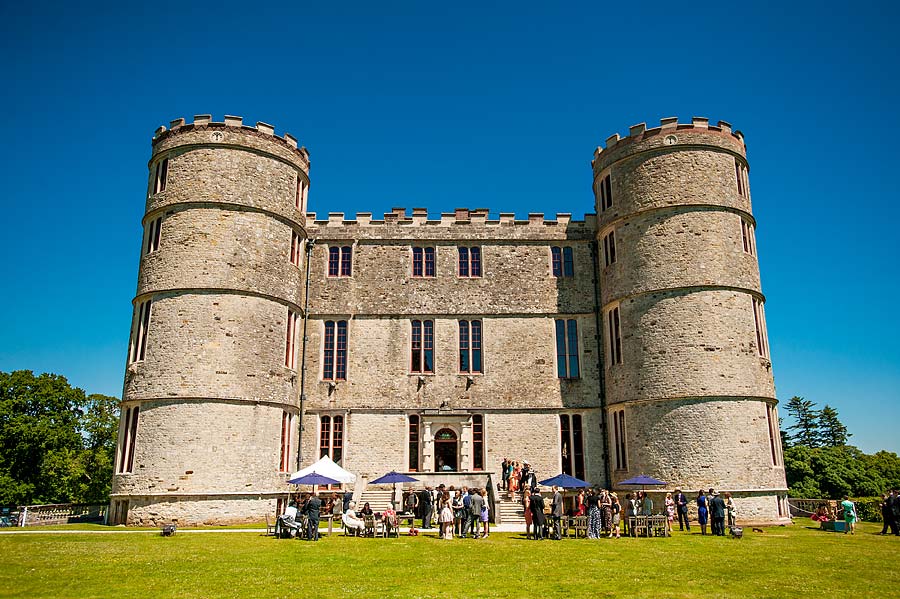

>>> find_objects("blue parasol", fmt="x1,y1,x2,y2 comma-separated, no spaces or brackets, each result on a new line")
538,473,591,488
288,471,341,486
369,471,420,485
618,474,666,487
368,471,420,511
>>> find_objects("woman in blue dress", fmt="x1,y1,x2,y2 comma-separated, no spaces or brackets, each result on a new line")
696,490,709,535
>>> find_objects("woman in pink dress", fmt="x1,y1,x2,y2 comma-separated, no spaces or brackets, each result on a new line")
522,489,533,539
508,463,520,496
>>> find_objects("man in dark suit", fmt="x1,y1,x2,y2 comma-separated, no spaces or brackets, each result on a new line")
674,488,690,531
709,491,726,536
470,488,484,538
550,486,564,540
530,489,547,540
342,489,353,512
303,492,322,541
419,486,433,529
890,489,900,536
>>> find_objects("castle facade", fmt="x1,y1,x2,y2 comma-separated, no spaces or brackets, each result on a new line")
109,114,789,525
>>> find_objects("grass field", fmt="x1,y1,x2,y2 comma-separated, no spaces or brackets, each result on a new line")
2,522,897,598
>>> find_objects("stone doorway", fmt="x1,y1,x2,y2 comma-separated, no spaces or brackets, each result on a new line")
433,428,458,471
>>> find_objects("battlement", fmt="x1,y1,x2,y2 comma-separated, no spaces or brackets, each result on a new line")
305,207,596,230
151,114,309,162
592,116,744,168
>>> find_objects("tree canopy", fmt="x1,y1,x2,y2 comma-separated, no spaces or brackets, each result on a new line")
0,370,118,506
780,395,898,498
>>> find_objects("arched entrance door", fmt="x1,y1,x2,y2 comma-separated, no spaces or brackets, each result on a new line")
433,428,458,471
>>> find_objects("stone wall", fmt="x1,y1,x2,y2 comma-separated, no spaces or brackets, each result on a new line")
594,118,787,522
112,400,292,497
113,116,307,525
138,207,304,307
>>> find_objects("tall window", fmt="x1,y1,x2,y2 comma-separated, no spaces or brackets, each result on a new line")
116,405,140,474
559,414,585,480
612,409,627,470
285,310,298,369
606,306,622,366
279,411,295,472
295,176,307,210
765,404,782,466
458,320,483,373
412,247,436,277
752,297,769,358
551,247,574,277
411,320,434,373
129,300,152,364
290,232,302,267
740,218,756,256
598,173,613,211
323,320,348,381
408,415,420,471
602,230,617,267
457,246,482,277
555,319,580,379
735,158,750,199
328,246,352,277
152,158,169,194
472,414,484,470
145,217,162,255
319,415,344,466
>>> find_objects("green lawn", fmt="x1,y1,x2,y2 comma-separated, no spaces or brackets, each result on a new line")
1,523,897,598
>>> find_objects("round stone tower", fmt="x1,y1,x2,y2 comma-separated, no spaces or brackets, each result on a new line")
593,117,789,523
110,115,310,525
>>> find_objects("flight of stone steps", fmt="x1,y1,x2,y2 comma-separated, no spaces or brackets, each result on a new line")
356,489,395,512
497,493,525,525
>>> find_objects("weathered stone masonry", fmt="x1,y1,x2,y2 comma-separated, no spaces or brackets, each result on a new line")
110,114,788,525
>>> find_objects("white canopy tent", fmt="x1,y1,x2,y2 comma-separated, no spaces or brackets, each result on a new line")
288,456,356,484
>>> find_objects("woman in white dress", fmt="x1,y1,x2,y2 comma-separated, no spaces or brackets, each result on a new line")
341,501,365,535
439,492,454,539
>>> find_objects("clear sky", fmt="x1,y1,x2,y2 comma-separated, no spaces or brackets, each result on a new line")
0,1,897,453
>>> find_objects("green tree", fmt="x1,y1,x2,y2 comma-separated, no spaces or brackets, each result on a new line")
785,396,820,448
818,405,850,447
0,371,119,506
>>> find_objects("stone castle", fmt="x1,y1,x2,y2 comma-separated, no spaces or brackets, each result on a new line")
109,114,789,525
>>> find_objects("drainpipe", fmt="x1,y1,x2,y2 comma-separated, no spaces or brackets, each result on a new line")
297,238,315,470
590,240,611,487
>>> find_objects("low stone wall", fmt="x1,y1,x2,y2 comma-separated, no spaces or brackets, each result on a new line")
123,495,278,526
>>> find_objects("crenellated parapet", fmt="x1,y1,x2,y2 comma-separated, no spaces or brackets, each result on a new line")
592,116,746,176
304,207,597,241
151,114,310,171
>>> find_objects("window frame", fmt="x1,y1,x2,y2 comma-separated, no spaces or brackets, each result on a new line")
327,245,353,277
472,414,485,471
555,318,581,379
145,216,163,255
752,297,770,359
457,246,482,278
458,319,483,374
602,230,617,267
129,299,152,364
285,309,298,369
597,172,613,211
152,158,169,195
740,217,756,256
322,320,349,381
411,319,435,374
412,246,436,278
606,305,622,367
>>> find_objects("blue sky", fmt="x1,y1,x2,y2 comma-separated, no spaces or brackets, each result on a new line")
0,1,897,453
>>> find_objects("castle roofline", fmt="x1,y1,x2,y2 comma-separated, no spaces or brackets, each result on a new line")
305,207,597,230
151,114,309,164
592,116,745,172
